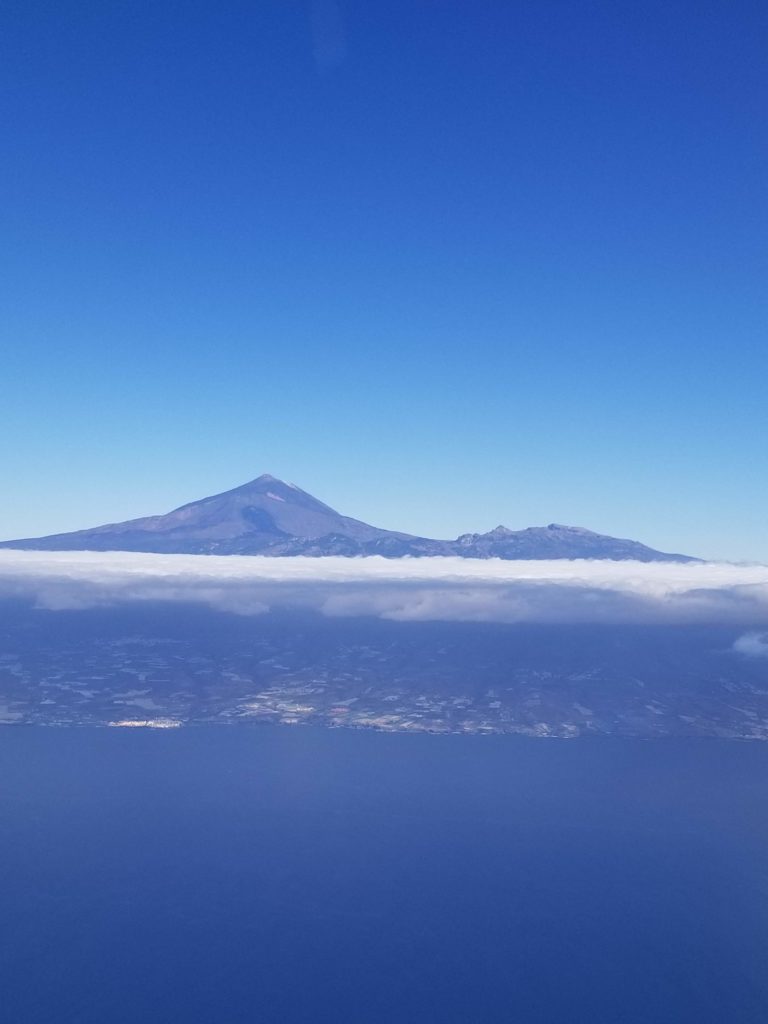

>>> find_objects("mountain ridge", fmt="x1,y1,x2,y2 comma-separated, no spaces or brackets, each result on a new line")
0,474,697,562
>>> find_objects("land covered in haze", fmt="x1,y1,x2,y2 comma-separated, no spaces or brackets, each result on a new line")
2,602,767,739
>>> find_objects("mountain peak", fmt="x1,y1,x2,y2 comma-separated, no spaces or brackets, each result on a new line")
226,474,312,502
248,473,301,487
240,473,290,489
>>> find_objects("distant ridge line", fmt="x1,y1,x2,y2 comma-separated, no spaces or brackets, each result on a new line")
0,474,698,563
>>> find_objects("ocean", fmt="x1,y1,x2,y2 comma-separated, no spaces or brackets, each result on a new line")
1,726,767,1023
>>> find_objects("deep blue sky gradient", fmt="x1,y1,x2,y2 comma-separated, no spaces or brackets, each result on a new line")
2,1,766,559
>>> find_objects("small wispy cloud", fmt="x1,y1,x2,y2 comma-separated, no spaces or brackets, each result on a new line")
732,632,768,658
1,550,768,626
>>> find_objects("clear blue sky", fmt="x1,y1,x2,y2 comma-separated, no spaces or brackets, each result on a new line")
1,1,766,560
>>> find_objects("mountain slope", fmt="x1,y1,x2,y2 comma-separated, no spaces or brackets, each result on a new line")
455,523,688,561
0,474,696,561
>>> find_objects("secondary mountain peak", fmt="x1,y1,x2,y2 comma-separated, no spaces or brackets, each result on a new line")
545,523,594,535
0,477,697,562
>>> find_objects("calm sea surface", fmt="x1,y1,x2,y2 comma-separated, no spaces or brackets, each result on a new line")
1,727,767,1023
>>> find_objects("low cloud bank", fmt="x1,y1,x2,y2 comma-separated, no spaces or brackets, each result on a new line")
1,550,768,627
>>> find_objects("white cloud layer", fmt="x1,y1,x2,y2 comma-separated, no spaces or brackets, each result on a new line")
1,550,768,626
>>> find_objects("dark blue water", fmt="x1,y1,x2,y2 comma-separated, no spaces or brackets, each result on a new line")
1,728,767,1023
